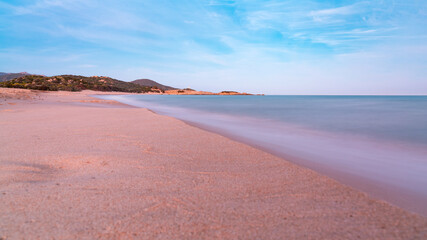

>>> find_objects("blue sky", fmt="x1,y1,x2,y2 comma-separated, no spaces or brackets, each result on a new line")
0,0,426,94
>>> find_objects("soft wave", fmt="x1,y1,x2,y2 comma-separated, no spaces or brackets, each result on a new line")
97,94,427,216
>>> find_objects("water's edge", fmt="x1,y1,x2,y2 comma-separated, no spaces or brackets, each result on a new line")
94,94,427,217
182,119,427,217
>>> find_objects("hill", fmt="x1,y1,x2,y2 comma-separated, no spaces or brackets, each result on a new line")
132,79,176,91
0,75,157,93
0,72,30,82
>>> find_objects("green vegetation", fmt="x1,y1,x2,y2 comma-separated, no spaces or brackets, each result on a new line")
0,75,155,93
131,79,176,91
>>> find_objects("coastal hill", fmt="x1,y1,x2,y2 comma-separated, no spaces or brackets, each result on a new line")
0,74,156,93
0,72,30,82
131,78,176,91
0,73,254,95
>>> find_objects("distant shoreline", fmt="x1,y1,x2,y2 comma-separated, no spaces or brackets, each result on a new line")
0,73,260,95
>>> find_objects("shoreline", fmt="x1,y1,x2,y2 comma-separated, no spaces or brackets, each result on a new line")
1,88,426,239
179,119,427,216
96,93,427,216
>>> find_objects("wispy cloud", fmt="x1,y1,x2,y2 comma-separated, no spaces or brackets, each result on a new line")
208,0,236,6
1,0,426,94
309,3,363,23
10,0,89,15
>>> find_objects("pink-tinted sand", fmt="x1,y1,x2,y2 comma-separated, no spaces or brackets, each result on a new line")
0,88,426,239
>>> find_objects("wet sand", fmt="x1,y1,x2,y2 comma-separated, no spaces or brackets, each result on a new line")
0,88,426,239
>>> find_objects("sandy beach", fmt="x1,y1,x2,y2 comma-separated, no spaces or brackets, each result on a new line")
0,88,426,239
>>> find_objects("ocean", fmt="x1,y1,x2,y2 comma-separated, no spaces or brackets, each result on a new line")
97,94,427,215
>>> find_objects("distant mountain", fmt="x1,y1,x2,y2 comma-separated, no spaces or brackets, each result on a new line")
0,74,158,93
131,79,176,91
0,72,30,82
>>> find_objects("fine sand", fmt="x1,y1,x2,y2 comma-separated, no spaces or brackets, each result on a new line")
0,88,426,239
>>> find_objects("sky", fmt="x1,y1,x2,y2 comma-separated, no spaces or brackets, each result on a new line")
0,0,426,94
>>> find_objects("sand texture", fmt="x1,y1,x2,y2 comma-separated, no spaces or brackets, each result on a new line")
0,88,426,239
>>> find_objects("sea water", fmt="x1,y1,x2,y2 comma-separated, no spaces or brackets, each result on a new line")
97,95,427,216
